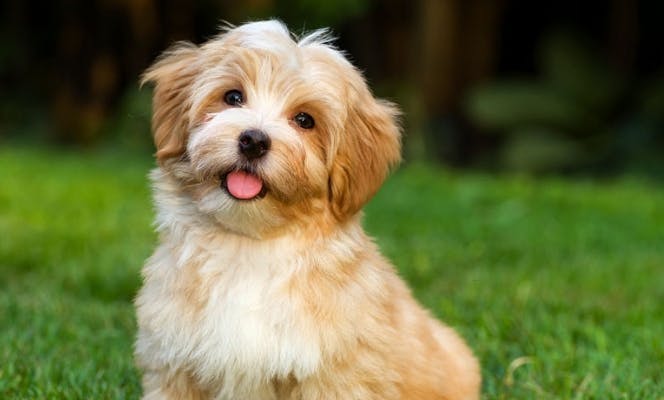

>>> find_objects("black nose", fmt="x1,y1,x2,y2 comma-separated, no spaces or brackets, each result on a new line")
238,129,271,160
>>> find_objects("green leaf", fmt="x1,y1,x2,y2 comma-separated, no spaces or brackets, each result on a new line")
540,30,624,112
465,81,589,132
501,127,586,172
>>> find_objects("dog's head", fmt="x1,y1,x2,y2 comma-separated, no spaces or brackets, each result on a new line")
143,20,401,236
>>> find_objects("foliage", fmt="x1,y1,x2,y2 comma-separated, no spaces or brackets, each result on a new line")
1,147,663,398
465,30,664,174
276,0,372,28
103,87,154,153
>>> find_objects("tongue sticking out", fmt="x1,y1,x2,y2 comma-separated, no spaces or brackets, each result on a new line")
225,170,264,200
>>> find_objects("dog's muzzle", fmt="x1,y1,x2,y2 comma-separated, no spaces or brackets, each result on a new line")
218,130,271,201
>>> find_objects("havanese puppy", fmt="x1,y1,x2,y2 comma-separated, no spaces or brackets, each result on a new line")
135,20,480,400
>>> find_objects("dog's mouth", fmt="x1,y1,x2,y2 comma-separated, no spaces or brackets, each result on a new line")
220,169,267,201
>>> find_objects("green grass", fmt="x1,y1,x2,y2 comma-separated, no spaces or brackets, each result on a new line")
1,146,663,399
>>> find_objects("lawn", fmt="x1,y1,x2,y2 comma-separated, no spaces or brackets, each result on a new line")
1,146,662,399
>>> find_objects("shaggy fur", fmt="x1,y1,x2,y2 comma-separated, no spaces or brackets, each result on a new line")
135,20,481,400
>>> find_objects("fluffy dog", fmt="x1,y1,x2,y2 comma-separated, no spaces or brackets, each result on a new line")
135,20,480,400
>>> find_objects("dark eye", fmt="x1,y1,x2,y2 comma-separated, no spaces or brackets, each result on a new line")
224,90,243,106
294,112,315,130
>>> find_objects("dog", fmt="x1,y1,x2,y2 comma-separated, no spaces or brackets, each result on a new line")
135,20,480,400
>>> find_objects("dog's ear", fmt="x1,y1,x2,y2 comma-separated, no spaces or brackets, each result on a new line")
141,43,199,163
329,92,402,220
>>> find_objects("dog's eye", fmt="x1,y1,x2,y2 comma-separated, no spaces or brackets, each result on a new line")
224,90,244,106
294,112,315,130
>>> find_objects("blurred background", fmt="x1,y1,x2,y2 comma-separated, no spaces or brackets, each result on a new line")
1,0,663,176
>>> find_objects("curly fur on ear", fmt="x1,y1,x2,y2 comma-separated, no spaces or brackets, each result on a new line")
329,92,402,220
142,43,200,163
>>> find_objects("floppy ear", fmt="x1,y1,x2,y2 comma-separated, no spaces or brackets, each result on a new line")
141,43,199,163
329,94,402,220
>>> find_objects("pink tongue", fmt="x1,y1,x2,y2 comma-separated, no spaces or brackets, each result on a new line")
226,170,263,200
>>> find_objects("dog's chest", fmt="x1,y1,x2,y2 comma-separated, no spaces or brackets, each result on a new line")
139,241,322,392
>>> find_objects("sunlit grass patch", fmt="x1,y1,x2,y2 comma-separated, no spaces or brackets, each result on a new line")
1,147,662,398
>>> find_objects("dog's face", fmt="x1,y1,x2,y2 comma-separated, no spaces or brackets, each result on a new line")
144,21,401,237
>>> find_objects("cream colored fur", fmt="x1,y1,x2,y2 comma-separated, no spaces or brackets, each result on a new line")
135,20,480,400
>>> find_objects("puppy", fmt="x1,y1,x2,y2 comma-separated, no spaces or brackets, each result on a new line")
135,20,480,400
